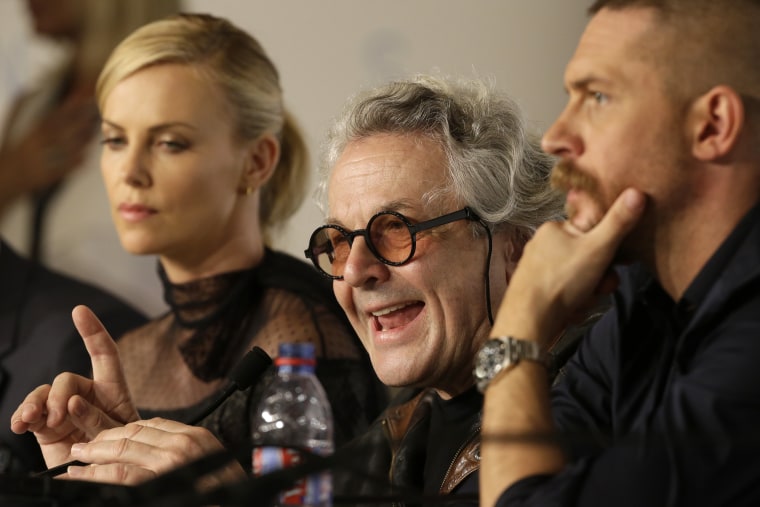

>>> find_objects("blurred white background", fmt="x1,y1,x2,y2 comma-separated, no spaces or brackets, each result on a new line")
0,0,588,260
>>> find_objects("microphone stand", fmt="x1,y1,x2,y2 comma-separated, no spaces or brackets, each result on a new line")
132,442,478,507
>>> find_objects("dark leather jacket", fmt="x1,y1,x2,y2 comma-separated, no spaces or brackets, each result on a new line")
333,388,480,506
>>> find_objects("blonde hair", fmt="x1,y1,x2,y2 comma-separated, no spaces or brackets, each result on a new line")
96,13,309,241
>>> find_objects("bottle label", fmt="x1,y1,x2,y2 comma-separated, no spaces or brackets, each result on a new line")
252,447,331,506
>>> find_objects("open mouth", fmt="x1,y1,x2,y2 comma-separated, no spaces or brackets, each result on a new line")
371,302,424,331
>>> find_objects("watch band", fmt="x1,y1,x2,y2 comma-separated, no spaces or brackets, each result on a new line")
474,336,545,392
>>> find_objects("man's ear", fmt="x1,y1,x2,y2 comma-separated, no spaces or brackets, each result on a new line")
239,133,280,194
689,85,745,162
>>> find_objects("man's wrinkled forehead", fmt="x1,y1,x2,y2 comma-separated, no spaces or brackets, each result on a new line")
325,134,452,221
324,198,423,228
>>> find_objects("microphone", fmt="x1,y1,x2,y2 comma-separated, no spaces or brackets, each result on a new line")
34,346,272,478
186,346,272,425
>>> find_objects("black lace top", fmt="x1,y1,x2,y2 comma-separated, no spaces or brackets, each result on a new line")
116,249,387,468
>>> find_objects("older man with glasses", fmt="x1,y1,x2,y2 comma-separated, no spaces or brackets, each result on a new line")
306,74,565,504
7,75,567,505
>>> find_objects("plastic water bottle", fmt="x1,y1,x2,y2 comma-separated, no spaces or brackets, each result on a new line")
252,343,334,506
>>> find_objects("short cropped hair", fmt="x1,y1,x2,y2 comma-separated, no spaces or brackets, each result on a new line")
588,0,760,101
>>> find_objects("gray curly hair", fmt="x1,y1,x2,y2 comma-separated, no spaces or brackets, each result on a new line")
316,75,565,239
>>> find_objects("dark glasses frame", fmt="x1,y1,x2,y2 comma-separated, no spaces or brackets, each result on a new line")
304,207,478,280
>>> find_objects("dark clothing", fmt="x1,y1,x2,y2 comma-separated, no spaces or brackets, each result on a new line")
327,325,588,507
0,240,146,474
497,203,760,506
424,387,482,498
132,250,387,467
334,388,481,506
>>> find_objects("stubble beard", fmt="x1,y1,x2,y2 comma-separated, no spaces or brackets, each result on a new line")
550,160,643,264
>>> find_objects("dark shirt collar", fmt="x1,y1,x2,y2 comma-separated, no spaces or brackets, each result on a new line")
633,201,760,335
430,385,482,422
680,201,760,316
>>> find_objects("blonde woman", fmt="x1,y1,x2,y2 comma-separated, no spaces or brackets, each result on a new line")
12,13,385,479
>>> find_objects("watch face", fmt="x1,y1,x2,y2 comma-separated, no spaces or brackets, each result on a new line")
474,338,506,389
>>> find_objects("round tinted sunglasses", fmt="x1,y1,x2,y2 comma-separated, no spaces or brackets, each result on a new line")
304,207,479,279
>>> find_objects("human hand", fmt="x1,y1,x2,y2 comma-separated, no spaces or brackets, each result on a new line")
1,96,97,196
65,418,246,488
493,188,646,347
10,305,139,468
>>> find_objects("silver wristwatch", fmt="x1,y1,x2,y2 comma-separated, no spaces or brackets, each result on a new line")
473,336,545,392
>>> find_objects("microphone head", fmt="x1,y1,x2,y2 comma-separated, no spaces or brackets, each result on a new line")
183,346,273,427
229,346,273,389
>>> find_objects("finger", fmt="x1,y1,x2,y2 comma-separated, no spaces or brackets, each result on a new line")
93,418,217,454
80,419,245,489
71,305,128,386
130,418,223,453
72,429,191,475
66,462,157,486
86,419,223,469
128,417,207,434
67,395,124,439
91,417,204,439
10,384,51,434
588,188,646,249
563,220,587,237
46,372,99,427
70,436,155,467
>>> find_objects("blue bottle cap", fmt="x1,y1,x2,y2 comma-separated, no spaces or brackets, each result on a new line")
277,342,315,360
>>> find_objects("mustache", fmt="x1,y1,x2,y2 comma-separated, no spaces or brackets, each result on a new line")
550,160,598,194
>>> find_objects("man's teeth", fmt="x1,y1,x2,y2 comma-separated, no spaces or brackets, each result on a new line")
372,303,412,317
